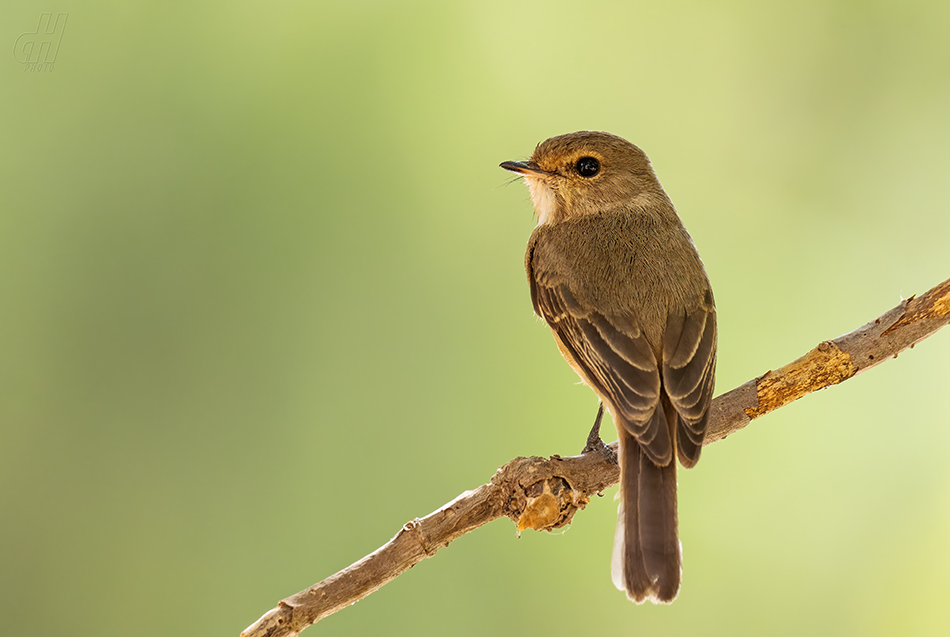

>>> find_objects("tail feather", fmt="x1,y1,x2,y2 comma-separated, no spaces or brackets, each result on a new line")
612,427,681,604
639,445,681,602
611,432,652,601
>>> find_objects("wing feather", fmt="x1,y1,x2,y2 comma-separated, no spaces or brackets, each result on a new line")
662,292,717,468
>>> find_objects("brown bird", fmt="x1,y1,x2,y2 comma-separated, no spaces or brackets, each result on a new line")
501,131,716,604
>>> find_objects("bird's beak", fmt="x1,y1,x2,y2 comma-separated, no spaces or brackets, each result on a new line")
500,160,549,176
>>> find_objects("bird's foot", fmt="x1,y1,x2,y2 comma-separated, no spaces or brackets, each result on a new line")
581,402,617,464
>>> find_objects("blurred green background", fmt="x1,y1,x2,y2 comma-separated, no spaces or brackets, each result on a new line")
3,1,949,635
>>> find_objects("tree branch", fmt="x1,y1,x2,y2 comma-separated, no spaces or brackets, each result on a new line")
242,276,950,637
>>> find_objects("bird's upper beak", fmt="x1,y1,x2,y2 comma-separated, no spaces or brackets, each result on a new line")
500,160,550,176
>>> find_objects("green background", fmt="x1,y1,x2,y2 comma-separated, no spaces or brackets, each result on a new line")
3,2,949,635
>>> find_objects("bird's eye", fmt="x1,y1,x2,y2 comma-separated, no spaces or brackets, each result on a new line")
575,156,600,178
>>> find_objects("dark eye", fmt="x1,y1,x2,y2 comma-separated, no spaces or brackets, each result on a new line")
575,156,600,178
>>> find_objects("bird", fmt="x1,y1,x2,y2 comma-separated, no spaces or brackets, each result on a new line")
501,131,717,604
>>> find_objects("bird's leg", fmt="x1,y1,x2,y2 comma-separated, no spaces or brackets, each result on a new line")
582,402,617,463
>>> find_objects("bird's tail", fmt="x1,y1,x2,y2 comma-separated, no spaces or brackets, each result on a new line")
611,427,681,603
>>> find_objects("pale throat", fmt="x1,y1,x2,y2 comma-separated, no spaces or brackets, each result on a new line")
524,176,557,226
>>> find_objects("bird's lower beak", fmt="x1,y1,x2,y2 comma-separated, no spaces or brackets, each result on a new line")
500,160,549,176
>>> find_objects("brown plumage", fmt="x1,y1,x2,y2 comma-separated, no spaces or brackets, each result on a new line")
501,131,716,603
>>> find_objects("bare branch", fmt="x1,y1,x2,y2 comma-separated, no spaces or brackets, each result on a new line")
704,275,950,443
242,276,950,637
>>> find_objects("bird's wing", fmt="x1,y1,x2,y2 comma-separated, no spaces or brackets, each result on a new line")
529,253,672,466
662,288,716,468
